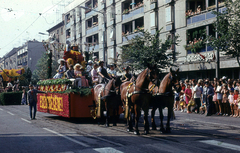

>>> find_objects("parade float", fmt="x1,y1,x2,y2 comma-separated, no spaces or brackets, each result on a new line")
0,68,25,105
36,45,95,118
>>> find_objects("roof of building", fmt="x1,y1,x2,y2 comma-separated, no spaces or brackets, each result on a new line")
47,21,64,33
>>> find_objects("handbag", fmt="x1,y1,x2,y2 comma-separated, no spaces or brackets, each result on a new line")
188,99,195,106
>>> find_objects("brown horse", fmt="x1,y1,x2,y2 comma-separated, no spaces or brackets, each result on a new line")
120,64,159,135
150,68,179,133
93,76,122,126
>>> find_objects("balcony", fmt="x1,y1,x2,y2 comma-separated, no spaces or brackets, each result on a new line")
65,22,71,29
122,32,142,42
66,37,71,42
122,6,144,21
89,44,99,51
85,7,98,18
187,7,226,25
86,26,99,35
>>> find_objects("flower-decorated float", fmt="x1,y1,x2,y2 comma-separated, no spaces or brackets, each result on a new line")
36,45,94,118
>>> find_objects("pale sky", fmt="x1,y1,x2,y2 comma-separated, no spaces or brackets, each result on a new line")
0,0,71,57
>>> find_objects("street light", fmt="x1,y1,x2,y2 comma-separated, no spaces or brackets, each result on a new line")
79,6,106,64
215,0,220,78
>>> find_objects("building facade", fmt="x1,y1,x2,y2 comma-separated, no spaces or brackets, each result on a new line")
62,0,239,80
1,40,45,72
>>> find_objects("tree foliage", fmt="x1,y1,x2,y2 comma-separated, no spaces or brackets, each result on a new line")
31,52,58,85
208,0,240,65
120,30,179,71
19,67,32,86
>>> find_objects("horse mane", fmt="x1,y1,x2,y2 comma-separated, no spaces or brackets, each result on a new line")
135,68,150,89
159,72,172,94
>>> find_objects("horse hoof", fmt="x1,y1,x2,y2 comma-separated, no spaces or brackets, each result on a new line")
166,128,171,133
160,128,166,134
134,131,140,135
127,128,133,132
144,130,149,135
113,123,117,126
152,126,157,130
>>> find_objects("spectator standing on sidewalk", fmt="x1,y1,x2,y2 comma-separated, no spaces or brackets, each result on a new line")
216,81,223,115
185,84,192,113
27,84,45,120
21,88,27,105
203,81,214,116
191,79,202,113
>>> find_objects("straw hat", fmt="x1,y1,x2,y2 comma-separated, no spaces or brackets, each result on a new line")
74,63,82,70
58,59,65,64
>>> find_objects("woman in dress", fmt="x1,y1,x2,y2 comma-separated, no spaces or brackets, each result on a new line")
53,59,66,79
74,63,89,87
185,84,192,113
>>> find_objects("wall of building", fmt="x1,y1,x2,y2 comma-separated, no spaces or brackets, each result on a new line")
61,0,239,79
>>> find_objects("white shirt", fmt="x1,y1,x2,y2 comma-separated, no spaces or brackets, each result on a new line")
194,85,202,98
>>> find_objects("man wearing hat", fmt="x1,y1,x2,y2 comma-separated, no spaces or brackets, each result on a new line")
107,64,116,78
98,61,111,83
122,66,132,82
86,60,93,76
203,80,214,116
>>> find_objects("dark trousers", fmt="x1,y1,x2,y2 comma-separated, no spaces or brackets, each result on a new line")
206,97,213,115
29,102,37,119
192,98,201,113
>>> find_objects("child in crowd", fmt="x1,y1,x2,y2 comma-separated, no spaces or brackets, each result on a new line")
233,89,239,117
179,95,186,112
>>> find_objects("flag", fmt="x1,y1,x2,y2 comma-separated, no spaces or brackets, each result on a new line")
197,53,205,59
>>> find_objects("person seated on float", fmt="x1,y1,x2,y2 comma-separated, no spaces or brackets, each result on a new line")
86,60,93,77
66,64,75,79
91,63,99,85
74,64,89,87
107,64,117,78
53,59,66,79
121,66,132,83
79,66,89,87
98,61,111,83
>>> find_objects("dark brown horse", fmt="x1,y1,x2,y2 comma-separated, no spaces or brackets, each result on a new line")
93,76,122,126
150,68,179,133
120,64,158,135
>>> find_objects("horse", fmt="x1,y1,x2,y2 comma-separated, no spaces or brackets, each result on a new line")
93,76,122,127
150,68,179,133
120,64,159,135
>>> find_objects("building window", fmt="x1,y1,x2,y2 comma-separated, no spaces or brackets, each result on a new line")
150,12,155,27
165,6,171,23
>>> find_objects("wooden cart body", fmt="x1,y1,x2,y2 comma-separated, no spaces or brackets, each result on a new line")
37,92,94,118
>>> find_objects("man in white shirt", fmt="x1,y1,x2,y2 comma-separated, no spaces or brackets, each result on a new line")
192,79,202,113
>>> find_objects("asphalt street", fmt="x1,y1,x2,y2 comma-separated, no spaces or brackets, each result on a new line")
0,105,240,153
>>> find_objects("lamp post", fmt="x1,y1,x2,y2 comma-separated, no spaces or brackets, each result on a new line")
79,6,106,64
215,0,220,79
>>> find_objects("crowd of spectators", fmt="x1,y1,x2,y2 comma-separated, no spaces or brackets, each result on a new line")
174,76,240,117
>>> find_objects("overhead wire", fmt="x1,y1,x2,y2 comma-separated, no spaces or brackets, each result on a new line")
0,0,65,51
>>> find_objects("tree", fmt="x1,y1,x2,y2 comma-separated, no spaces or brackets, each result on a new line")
208,0,240,65
31,52,58,84
19,67,32,86
120,30,179,71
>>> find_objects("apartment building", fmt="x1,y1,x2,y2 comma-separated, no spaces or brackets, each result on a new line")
47,21,66,60
63,0,239,79
4,48,18,70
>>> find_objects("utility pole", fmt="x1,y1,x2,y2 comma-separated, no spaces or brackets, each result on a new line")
215,0,220,79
